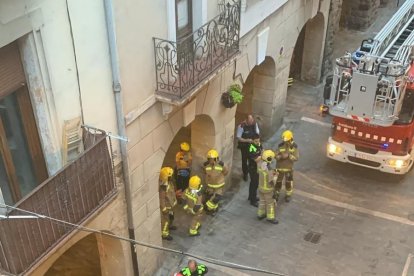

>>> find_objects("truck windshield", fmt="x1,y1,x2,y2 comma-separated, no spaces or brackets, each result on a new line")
395,89,414,125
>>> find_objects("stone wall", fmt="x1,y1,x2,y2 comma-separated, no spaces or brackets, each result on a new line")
321,0,343,78
340,0,381,30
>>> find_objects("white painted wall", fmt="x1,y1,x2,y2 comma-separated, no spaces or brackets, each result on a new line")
66,0,117,134
114,0,168,116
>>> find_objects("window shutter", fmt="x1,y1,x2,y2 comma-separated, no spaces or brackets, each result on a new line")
0,42,26,98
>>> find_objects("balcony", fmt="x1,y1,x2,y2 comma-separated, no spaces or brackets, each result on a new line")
0,129,117,275
153,0,241,104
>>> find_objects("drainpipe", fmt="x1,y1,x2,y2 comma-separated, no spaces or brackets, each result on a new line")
103,0,140,275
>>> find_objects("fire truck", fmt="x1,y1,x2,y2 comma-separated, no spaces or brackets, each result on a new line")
325,0,414,174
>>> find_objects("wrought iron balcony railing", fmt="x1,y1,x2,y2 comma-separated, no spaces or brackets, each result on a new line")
154,0,241,102
0,128,117,275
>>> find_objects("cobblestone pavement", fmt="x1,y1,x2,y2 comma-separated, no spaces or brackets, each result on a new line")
155,2,414,276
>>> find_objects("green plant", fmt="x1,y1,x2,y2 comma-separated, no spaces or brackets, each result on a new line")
228,84,243,104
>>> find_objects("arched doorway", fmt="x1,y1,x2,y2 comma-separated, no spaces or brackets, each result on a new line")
235,56,277,139
45,233,126,276
159,114,215,239
162,114,215,177
45,234,100,276
291,12,326,84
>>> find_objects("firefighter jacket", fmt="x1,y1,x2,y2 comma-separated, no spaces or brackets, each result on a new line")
204,161,228,189
275,141,299,171
258,161,276,194
183,187,203,214
181,264,208,276
176,151,192,170
159,180,177,213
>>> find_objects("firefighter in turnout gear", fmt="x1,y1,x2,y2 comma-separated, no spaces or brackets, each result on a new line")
257,150,279,224
159,167,177,240
176,142,193,201
275,130,299,202
203,149,228,215
180,260,208,276
183,175,204,236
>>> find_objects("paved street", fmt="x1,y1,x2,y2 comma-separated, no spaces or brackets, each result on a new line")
155,3,414,276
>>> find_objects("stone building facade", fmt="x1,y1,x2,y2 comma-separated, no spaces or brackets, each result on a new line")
0,0,360,275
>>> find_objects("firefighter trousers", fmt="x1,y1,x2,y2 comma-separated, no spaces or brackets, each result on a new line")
257,191,276,220
275,170,293,197
205,187,223,212
161,211,173,237
185,208,203,235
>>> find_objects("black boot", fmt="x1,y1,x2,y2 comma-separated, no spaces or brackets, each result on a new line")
285,195,291,202
250,201,258,207
267,219,279,225
162,235,173,241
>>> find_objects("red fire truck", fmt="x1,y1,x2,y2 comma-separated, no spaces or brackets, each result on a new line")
324,0,414,174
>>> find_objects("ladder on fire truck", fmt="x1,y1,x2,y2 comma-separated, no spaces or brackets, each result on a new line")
328,0,414,127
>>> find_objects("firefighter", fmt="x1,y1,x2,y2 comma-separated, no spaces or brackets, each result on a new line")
275,130,299,202
257,150,278,224
176,142,192,202
203,149,228,215
159,167,177,241
247,133,262,207
183,175,204,236
180,260,208,276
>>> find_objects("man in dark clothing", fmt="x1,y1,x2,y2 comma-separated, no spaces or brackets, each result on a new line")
236,114,260,181
180,260,208,276
247,133,262,207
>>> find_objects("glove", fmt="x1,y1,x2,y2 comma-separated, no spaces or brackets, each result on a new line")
193,205,202,213
218,161,224,166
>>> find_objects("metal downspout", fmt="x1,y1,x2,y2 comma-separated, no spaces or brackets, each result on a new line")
103,0,140,275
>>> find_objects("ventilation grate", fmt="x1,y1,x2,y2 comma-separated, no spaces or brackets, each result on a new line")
304,231,322,244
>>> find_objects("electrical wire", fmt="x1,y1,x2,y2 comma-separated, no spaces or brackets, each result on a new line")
0,203,286,276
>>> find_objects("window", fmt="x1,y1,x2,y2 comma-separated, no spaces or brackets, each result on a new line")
176,0,193,39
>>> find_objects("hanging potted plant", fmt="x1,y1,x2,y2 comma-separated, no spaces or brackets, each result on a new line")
221,84,243,108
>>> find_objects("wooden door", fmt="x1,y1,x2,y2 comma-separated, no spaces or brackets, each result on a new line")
0,87,48,204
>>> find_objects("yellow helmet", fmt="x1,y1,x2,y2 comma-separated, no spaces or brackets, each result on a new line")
262,150,275,163
160,167,174,181
282,130,293,142
180,142,190,151
189,175,201,189
207,149,219,159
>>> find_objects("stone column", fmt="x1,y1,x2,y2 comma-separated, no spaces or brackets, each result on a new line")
340,0,380,30
321,0,343,78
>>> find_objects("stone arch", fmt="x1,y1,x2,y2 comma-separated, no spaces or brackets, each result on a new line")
44,232,126,276
300,12,326,84
236,56,277,139
161,114,215,177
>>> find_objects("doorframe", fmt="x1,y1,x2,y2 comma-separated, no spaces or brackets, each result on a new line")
0,117,21,202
